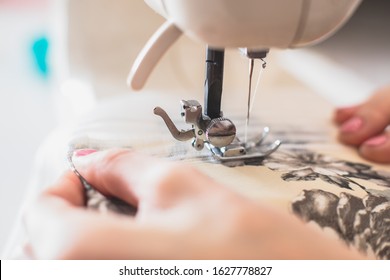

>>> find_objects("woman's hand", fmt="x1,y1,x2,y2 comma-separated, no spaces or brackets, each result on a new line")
24,149,364,259
334,86,390,163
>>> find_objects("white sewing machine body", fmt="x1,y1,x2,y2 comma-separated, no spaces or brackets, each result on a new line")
145,0,362,48
130,0,362,90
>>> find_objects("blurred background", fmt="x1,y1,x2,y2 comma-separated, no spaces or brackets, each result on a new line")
0,0,59,254
1,0,389,256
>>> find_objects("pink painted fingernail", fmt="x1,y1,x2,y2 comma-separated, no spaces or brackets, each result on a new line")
340,117,363,133
74,149,97,157
363,135,387,147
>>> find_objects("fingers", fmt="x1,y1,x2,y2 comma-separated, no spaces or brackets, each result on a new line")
24,161,186,259
25,193,177,259
359,131,390,163
72,149,141,206
43,171,86,206
72,149,216,208
334,87,390,163
333,104,360,125
336,87,390,146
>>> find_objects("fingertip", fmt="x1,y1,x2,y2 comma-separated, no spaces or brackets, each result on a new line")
358,133,390,163
337,116,366,146
333,105,360,125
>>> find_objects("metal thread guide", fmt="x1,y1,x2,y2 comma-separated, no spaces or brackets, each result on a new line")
154,47,281,162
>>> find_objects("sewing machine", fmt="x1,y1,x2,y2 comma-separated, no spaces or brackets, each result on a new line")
129,0,362,162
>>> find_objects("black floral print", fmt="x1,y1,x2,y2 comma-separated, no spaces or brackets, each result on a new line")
261,148,390,259
262,149,390,194
292,189,390,259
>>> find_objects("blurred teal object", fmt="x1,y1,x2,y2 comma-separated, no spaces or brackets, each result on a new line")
32,36,50,77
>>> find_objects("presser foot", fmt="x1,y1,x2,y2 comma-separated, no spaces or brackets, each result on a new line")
154,100,281,162
205,127,281,162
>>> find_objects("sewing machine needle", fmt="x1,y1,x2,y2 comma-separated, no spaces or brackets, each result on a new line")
245,59,255,144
